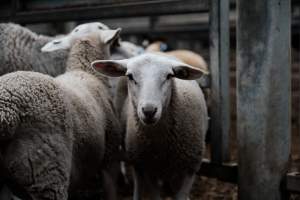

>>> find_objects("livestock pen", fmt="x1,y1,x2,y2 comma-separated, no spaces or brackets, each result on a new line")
0,0,298,199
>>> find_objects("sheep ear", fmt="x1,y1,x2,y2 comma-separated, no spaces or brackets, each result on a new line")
102,28,122,45
91,59,127,77
172,62,208,80
41,36,71,52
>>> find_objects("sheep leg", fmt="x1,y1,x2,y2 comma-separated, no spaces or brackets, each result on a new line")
132,167,145,200
173,173,196,200
0,186,22,200
102,169,117,200
133,168,161,200
144,175,161,200
0,185,14,200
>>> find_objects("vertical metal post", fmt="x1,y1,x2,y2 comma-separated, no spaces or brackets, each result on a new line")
209,0,230,163
237,0,291,199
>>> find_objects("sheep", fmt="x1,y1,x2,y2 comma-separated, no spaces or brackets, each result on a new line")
0,27,122,200
92,53,209,200
0,22,110,77
44,25,143,198
146,41,209,73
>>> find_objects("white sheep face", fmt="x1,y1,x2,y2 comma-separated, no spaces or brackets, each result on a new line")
125,56,174,125
41,22,115,52
92,53,207,125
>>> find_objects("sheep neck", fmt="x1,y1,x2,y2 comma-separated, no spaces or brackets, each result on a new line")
66,40,110,85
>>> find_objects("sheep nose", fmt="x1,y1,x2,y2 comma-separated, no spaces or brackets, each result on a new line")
142,105,157,119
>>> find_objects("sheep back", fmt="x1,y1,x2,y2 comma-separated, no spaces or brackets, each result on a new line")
0,23,67,76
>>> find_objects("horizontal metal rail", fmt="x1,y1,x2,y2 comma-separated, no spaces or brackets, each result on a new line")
0,0,209,24
198,159,238,184
287,172,300,194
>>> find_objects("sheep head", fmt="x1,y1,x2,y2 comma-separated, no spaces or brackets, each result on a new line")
41,22,120,52
92,53,207,125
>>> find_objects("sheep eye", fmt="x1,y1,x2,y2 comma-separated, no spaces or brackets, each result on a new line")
127,73,134,81
53,41,61,45
98,26,103,30
166,73,173,80
127,74,137,84
74,29,79,32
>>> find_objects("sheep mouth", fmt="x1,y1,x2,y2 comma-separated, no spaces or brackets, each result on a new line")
140,117,158,125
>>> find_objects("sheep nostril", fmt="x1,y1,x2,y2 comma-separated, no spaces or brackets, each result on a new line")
142,105,157,119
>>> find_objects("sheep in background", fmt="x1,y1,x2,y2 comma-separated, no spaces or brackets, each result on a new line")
0,22,137,102
92,53,208,200
0,23,67,76
0,22,110,77
110,41,144,115
0,26,121,200
146,40,213,116
146,41,209,73
44,24,144,198
109,40,145,189
111,41,144,60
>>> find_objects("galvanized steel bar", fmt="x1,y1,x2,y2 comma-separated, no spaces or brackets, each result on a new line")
209,0,231,163
237,0,291,199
